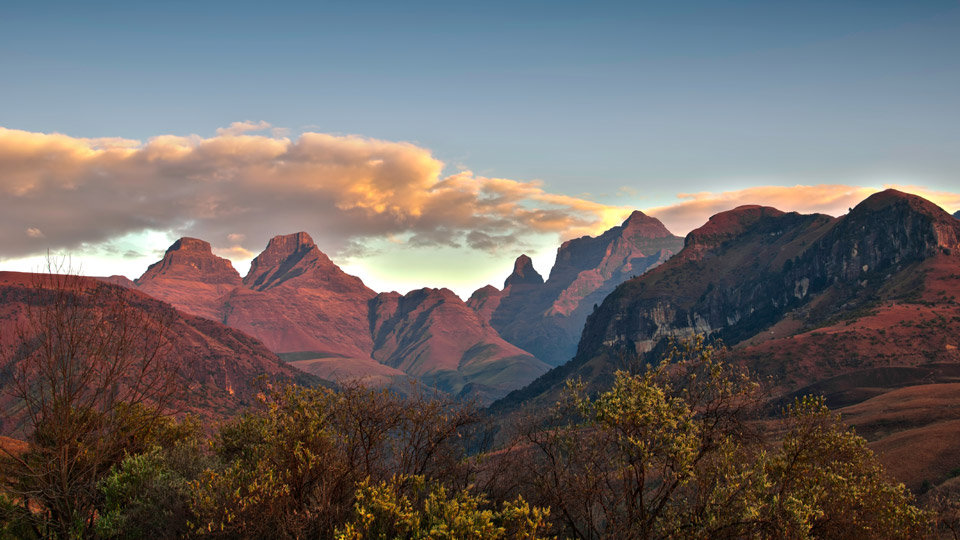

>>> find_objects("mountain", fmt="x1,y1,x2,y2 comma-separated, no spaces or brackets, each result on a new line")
224,232,377,360
369,288,548,401
136,237,243,320
469,211,683,366
0,271,307,433
954,210,960,219
495,189,960,490
131,233,545,400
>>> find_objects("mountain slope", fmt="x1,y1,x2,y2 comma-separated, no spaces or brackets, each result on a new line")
470,211,683,366
223,232,377,359
0,271,308,433
369,288,548,400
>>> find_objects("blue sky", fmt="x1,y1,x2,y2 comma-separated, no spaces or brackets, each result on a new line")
1,1,958,296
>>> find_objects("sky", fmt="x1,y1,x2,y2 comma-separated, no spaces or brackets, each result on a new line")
1,1,958,298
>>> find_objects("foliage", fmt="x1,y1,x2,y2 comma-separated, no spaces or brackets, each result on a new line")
518,336,931,539
335,475,551,540
95,417,206,540
0,264,181,540
188,383,486,539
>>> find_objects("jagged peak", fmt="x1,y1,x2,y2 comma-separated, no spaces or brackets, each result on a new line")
263,231,318,254
620,210,675,238
468,284,500,300
243,232,371,295
405,287,461,302
504,254,544,288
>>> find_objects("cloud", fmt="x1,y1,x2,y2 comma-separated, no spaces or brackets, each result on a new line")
26,227,45,238
0,125,629,262
215,120,273,137
645,184,960,236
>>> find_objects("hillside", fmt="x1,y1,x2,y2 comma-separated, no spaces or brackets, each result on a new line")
0,271,308,434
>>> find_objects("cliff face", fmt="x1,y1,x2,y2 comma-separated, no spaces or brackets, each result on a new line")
473,211,684,366
498,189,960,411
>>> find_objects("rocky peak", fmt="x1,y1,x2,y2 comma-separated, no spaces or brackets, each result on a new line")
684,205,787,253
620,210,675,239
468,284,500,301
243,232,372,294
137,237,241,286
504,255,544,288
466,285,502,324
813,189,960,281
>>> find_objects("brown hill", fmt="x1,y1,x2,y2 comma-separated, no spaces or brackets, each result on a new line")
0,271,307,434
469,211,683,366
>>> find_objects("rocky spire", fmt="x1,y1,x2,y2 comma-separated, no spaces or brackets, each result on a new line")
504,254,544,288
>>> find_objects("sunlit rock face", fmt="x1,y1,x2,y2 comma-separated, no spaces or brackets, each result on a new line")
369,287,548,401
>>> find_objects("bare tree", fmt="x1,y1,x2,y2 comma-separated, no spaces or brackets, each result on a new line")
0,260,181,539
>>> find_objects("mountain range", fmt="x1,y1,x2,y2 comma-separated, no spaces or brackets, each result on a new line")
496,189,960,490
131,232,549,402
3,189,958,491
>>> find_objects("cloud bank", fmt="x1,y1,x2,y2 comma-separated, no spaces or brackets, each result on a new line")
2,123,957,269
0,125,631,261
648,185,960,236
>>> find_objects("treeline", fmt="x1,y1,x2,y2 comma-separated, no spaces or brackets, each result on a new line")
3,335,954,539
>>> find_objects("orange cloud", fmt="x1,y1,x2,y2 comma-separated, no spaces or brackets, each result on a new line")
646,184,960,236
0,125,625,260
